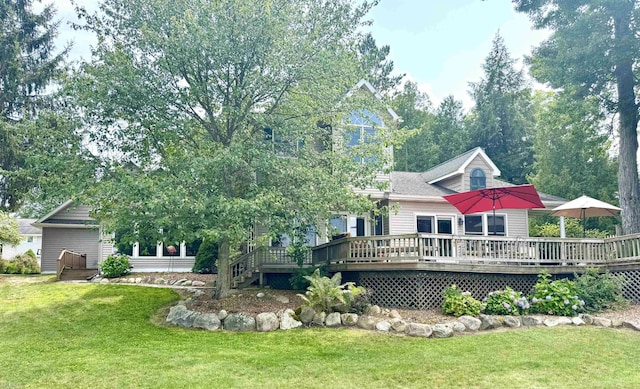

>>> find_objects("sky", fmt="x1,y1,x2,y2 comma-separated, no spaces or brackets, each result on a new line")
49,0,549,109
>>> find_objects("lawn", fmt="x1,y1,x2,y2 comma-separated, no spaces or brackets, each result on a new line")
1,276,639,388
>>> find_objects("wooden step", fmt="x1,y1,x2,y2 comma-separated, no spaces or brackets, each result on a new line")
59,269,99,281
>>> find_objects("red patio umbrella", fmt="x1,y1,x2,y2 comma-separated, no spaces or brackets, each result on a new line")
443,185,545,235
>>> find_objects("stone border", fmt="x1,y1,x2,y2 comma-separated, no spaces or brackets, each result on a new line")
165,292,640,337
91,275,209,288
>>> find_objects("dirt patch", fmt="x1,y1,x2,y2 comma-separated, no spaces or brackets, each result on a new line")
187,288,304,316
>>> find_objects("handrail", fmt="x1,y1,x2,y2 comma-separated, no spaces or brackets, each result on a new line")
57,249,87,280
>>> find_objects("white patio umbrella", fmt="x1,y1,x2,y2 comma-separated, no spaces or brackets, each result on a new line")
551,195,621,237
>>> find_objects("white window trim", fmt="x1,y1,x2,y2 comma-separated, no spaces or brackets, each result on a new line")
464,213,508,236
414,213,458,234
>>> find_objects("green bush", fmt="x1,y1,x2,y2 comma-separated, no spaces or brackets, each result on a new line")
529,270,583,316
574,268,628,313
100,254,131,278
193,238,218,274
442,284,484,317
297,269,366,314
483,286,529,315
24,249,37,261
289,266,328,291
0,253,40,274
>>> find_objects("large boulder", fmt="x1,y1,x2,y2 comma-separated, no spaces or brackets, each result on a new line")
325,312,342,328
405,323,432,338
299,307,316,325
356,315,376,330
623,321,640,331
312,312,327,327
224,313,256,332
389,310,402,320
458,316,481,331
193,313,221,331
503,316,521,328
479,314,501,330
279,309,303,330
166,305,198,328
572,317,586,326
341,313,358,326
256,312,279,332
579,314,594,325
592,317,612,328
217,310,228,321
367,305,382,315
444,321,466,333
432,324,454,338
376,321,391,332
390,319,407,333
521,316,543,327
191,280,206,287
543,317,572,327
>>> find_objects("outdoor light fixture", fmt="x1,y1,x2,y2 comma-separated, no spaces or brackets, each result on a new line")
458,217,464,226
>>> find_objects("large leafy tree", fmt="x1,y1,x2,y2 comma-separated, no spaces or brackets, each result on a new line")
513,0,640,234
0,0,67,210
468,33,534,184
70,0,397,298
0,211,21,249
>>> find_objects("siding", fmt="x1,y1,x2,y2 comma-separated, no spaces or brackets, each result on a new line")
100,231,115,262
462,155,496,191
49,204,94,221
438,175,462,192
129,258,195,272
41,227,100,273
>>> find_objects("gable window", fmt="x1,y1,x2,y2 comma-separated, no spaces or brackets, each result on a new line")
345,109,382,163
470,168,486,190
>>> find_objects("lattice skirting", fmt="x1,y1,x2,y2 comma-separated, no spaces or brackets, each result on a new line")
348,270,640,310
263,273,294,290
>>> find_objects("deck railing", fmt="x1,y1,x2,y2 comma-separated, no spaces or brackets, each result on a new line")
310,233,640,268
56,249,87,280
229,246,313,286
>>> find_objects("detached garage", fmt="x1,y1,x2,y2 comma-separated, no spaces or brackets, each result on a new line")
33,201,113,274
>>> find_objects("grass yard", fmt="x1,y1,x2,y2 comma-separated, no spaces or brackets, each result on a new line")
1,276,640,388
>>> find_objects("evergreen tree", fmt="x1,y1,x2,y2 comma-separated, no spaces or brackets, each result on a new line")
357,33,404,96
468,33,534,184
431,95,470,165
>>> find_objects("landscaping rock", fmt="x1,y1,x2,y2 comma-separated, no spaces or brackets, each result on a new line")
299,307,316,325
312,312,326,327
405,323,432,338
579,314,594,325
543,317,572,327
168,279,177,285
521,316,544,326
458,316,482,331
135,277,142,284
193,290,204,298
279,309,303,330
193,313,221,331
356,315,376,330
479,314,501,330
154,278,166,285
128,278,136,283
444,321,466,333
166,305,197,328
367,305,381,315
325,312,341,328
217,310,228,321
592,317,612,328
572,317,585,326
100,278,109,284
256,292,265,298
224,313,256,332
611,318,623,328
389,310,402,319
432,324,454,338
341,313,358,326
622,321,640,331
191,280,204,287
503,316,521,328
390,319,407,333
376,321,391,332
275,295,290,304
175,278,188,286
256,312,279,332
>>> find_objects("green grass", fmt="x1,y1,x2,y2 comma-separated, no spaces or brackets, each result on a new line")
1,276,640,388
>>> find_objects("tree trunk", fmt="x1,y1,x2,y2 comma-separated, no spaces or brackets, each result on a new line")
613,4,640,235
214,237,231,299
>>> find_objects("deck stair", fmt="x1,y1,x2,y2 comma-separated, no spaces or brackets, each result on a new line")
59,268,99,281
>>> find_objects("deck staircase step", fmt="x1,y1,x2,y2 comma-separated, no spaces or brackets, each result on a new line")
59,269,99,281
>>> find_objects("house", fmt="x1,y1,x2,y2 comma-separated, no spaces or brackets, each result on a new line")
0,218,42,262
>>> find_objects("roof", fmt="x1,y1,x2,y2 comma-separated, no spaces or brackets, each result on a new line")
423,147,501,184
349,79,400,122
390,172,457,197
494,179,566,203
17,219,40,235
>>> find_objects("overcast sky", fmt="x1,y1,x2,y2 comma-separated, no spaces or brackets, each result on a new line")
50,0,549,109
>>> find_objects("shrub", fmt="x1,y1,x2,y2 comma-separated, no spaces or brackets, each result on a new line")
24,249,37,261
193,239,218,274
0,253,40,274
289,266,328,291
483,286,529,315
442,284,484,317
574,268,628,313
297,269,366,314
529,270,583,316
100,254,131,278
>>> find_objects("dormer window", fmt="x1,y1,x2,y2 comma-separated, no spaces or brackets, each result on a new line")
345,109,382,163
470,168,486,190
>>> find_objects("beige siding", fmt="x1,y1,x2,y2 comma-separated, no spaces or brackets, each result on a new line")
41,227,100,273
438,175,463,192
462,155,496,191
129,258,195,272
502,209,529,237
100,231,115,262
49,204,94,221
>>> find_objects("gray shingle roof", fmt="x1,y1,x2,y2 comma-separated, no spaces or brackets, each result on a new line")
391,172,457,196
494,179,566,203
17,219,40,235
422,147,482,183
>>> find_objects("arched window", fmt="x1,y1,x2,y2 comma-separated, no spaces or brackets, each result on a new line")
470,168,486,190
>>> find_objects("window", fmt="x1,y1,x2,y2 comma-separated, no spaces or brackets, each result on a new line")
330,215,348,234
418,215,454,234
27,236,33,243
416,216,434,233
488,215,506,236
464,215,483,235
345,110,382,163
374,214,384,236
264,127,304,156
470,168,486,190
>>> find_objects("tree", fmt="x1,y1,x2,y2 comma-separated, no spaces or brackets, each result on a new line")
468,33,534,184
357,33,404,96
70,0,398,298
392,81,436,171
0,0,68,210
513,0,640,234
431,96,470,165
0,212,21,249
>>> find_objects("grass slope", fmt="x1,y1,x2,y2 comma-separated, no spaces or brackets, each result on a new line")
1,276,639,388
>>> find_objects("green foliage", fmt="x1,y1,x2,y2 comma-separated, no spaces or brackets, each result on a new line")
574,268,628,313
297,269,366,314
0,254,40,274
24,249,37,261
442,284,484,317
483,287,529,316
529,216,611,238
100,254,131,278
289,266,328,291
0,212,22,246
192,239,218,274
529,271,583,316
